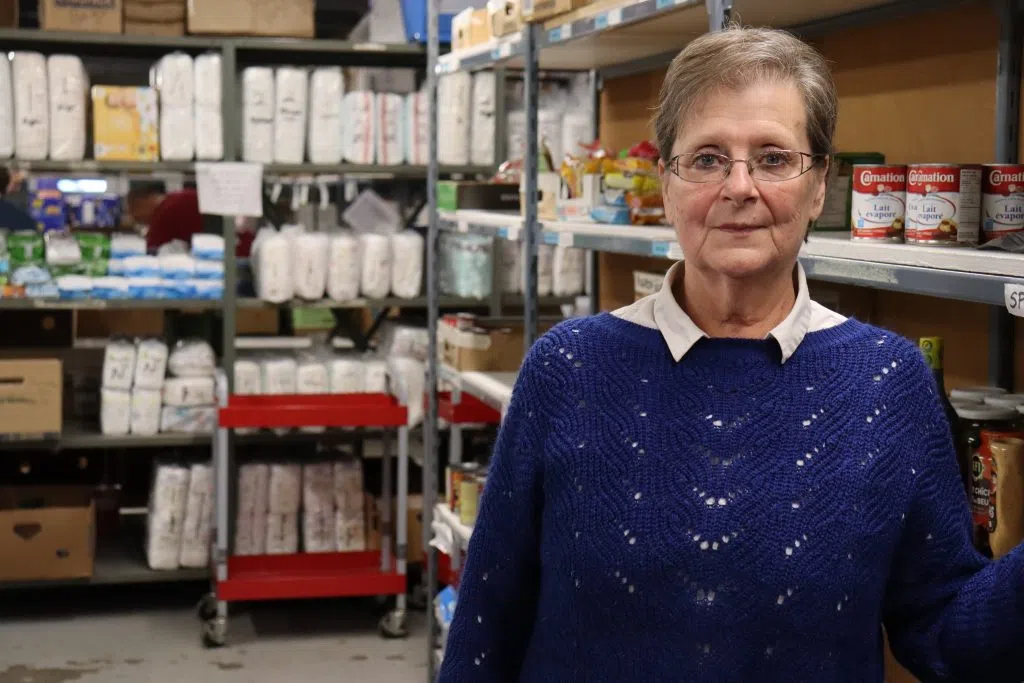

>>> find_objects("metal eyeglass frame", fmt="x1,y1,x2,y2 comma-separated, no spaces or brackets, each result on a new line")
667,150,827,183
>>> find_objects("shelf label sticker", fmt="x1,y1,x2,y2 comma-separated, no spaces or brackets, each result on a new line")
548,27,561,42
563,23,573,39
608,7,623,25
196,162,264,217
558,232,574,247
656,0,673,9
652,242,670,257
595,13,608,29
497,227,508,239
1006,283,1024,318
498,41,514,58
543,232,559,245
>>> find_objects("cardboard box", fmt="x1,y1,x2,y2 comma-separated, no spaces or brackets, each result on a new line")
521,0,586,22
452,7,491,51
633,271,663,301
439,317,527,372
437,181,519,212
187,0,314,38
0,487,95,582
123,0,185,22
488,0,522,36
91,86,159,161
520,171,560,220
0,359,62,439
0,0,17,27
124,19,184,35
39,0,123,33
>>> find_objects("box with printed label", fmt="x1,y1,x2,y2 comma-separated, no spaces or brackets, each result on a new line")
0,487,95,582
439,316,528,373
633,271,664,301
520,0,586,22
187,0,314,37
0,359,62,439
452,7,491,51
488,0,522,36
91,86,159,161
39,0,123,33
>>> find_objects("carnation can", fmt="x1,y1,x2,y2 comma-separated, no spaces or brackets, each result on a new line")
981,164,1024,243
905,163,982,245
850,164,906,241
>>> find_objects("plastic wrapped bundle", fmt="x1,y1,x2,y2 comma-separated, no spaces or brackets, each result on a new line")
0,54,13,158
302,462,335,553
404,91,427,165
390,230,424,299
130,389,162,436
193,53,223,160
179,463,214,568
388,356,425,426
297,356,329,433
100,388,131,436
102,339,136,391
498,239,521,294
156,52,195,161
242,67,274,163
307,67,344,164
133,339,169,390
235,463,269,556
326,231,361,302
440,232,492,299
251,228,294,303
358,233,391,299
522,242,555,297
12,52,48,160
470,71,496,166
329,355,365,394
437,72,470,165
375,93,404,166
507,109,525,162
341,91,375,164
168,339,216,378
146,464,191,571
47,55,88,162
268,463,302,514
191,234,224,261
266,512,299,555
553,246,586,297
261,356,298,395
363,357,388,394
292,231,328,300
273,67,308,164
162,376,215,407
539,108,563,167
234,359,262,396
159,406,216,433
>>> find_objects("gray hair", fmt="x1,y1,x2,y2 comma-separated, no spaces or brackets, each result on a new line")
653,26,838,164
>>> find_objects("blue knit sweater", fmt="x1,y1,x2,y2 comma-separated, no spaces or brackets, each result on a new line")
438,313,1024,683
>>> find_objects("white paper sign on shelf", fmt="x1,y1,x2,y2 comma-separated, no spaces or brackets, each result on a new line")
195,162,264,217
1005,283,1024,318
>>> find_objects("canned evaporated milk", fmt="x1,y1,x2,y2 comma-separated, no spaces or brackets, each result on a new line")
906,163,982,245
851,164,906,241
982,164,1024,243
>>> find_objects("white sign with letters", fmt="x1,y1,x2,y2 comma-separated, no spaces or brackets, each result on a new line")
196,162,264,217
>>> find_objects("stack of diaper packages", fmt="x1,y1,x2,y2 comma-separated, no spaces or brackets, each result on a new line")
100,337,168,437
307,67,344,164
178,462,214,568
160,339,218,433
188,233,225,300
193,53,223,160
103,233,223,301
339,189,425,300
334,457,366,551
235,463,270,556
154,52,194,161
302,461,335,552
146,462,191,570
266,463,302,554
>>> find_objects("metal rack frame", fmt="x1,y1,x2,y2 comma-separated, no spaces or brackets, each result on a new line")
422,0,1023,677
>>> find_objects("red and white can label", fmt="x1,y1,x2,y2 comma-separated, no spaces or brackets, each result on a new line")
982,164,1024,242
906,164,982,244
851,165,906,239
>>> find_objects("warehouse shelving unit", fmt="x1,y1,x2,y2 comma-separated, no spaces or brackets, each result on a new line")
422,0,1024,677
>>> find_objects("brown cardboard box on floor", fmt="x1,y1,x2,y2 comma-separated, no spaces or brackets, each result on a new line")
187,0,314,38
39,0,123,33
0,487,95,582
0,359,62,439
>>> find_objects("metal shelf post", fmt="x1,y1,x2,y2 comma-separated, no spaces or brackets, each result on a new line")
522,23,541,350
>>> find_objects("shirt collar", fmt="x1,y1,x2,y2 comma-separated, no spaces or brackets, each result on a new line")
651,262,813,364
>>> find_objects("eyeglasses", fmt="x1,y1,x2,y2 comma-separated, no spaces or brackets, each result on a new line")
667,150,825,183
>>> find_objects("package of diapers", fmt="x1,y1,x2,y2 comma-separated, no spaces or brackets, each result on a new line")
234,359,262,396
404,91,427,165
498,239,521,294
12,52,48,161
124,255,159,278
101,388,131,436
273,67,308,164
552,245,586,297
130,388,162,436
308,67,344,164
242,66,274,163
437,72,471,165
358,232,391,299
387,356,425,426
163,376,215,407
389,230,424,299
363,357,388,394
0,54,13,158
251,228,294,303
193,52,223,160
110,233,146,259
507,109,525,162
47,55,88,162
326,230,361,302
375,93,404,166
133,338,169,390
261,356,298,395
341,91,375,164
292,231,328,300
235,463,269,556
329,355,365,394
297,357,329,395
191,234,224,261
265,512,299,555
155,52,195,161
268,463,302,514
333,457,364,518
146,464,191,570
168,339,215,378
159,254,195,280
160,405,217,433
521,242,555,297
179,463,214,568
470,71,496,166
102,339,136,390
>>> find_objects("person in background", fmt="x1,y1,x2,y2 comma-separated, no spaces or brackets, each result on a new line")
128,183,254,256
0,167,38,232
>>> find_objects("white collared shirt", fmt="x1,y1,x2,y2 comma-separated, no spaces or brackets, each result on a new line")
612,262,847,363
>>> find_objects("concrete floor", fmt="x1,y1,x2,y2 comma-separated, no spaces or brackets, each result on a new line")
0,583,428,683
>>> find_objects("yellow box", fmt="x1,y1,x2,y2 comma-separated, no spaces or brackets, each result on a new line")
91,86,159,161
488,0,522,36
452,7,491,51
521,0,586,22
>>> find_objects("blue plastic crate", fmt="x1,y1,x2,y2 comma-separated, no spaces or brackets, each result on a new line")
402,0,454,43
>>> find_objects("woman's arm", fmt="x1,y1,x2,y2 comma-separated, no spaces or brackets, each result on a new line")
437,339,556,682
883,358,1024,683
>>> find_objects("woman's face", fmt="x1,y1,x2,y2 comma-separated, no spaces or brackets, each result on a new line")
660,80,827,281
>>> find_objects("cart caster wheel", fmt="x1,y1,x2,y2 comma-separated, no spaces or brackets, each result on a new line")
408,583,428,612
201,616,227,648
379,609,408,639
196,593,218,621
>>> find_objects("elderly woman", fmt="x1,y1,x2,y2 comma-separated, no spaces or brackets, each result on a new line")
438,27,1024,682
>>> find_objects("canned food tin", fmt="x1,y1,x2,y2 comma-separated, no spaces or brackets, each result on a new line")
906,163,982,245
959,404,1022,555
851,164,906,241
981,164,1024,243
459,474,484,526
447,462,479,514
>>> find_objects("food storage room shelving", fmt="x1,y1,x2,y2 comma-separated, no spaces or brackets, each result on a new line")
421,0,1024,680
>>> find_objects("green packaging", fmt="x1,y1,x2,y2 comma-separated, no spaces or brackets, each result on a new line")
816,152,886,231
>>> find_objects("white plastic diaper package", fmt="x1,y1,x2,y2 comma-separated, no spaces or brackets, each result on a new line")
335,511,366,552
261,356,298,395
242,66,274,163
123,255,160,278
341,91,376,164
0,54,14,158
193,52,223,160
159,405,217,433
552,245,586,297
130,388,162,436
146,463,191,570
235,463,270,556
101,388,131,436
168,339,215,378
47,54,88,162
404,90,427,165
307,67,344,164
470,71,496,166
326,231,361,302
179,463,214,568
522,242,555,297
437,72,470,165
156,52,195,161
374,92,404,166
133,339,169,390
162,376,215,407
389,230,424,299
329,356,365,394
159,254,196,280
12,52,48,161
387,356,425,426
498,239,521,294
234,359,262,396
358,232,391,299
102,339,136,391
363,358,388,394
191,234,224,261
251,228,294,303
268,463,302,514
265,512,299,555
292,231,329,300
110,234,147,259
273,67,308,164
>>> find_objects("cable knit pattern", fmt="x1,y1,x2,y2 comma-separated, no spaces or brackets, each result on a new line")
438,313,1024,683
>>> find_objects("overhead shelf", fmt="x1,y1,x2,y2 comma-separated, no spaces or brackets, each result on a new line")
12,159,490,178
441,364,517,415
439,209,1024,307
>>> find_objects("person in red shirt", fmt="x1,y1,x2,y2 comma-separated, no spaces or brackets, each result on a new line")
127,184,254,256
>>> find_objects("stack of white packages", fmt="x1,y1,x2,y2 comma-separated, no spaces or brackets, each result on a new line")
261,355,298,435
308,67,344,164
522,243,556,297
329,355,365,393
273,67,308,164
242,67,274,163
146,463,191,570
13,52,49,161
470,71,496,166
100,340,136,436
293,231,328,300
0,55,13,158
131,389,162,436
334,458,365,551
375,93,404,166
326,231,360,302
359,233,392,299
194,53,223,160
498,240,521,294
236,463,270,556
179,463,214,568
156,53,195,161
251,227,293,303
342,91,376,164
404,91,428,165
266,463,301,555
130,338,169,436
390,230,424,299
234,355,262,435
438,72,471,165
47,55,87,162
302,462,335,552
161,339,217,434
553,246,586,297
297,355,329,433
364,358,388,394
388,356,425,426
